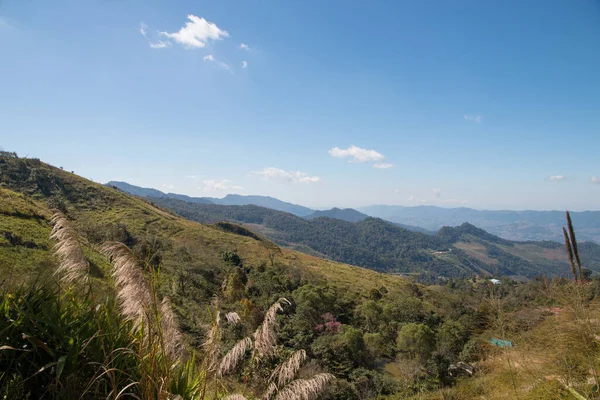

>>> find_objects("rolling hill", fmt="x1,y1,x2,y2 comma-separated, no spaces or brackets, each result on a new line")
303,207,432,234
143,196,600,280
1,155,417,298
305,207,369,222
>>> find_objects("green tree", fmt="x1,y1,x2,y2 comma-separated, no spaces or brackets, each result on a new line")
436,320,468,361
359,300,382,332
396,323,435,362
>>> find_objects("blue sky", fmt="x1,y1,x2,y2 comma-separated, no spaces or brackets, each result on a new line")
1,0,600,210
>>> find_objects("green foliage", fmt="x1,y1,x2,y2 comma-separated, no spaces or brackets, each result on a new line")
436,320,468,362
0,283,136,398
310,325,366,376
5,155,600,400
396,323,436,362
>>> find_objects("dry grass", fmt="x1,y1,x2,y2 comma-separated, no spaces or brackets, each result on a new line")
270,350,307,388
254,298,291,359
50,211,90,285
219,337,253,377
272,373,335,400
100,241,153,331
161,296,185,360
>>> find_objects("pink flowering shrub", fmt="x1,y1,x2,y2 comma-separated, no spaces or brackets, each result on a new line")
315,312,341,335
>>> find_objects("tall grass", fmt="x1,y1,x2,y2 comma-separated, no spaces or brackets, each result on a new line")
1,210,334,399
1,211,202,399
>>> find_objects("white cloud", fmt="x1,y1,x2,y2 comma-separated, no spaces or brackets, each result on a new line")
407,195,416,201
161,183,175,190
161,15,228,49
373,163,393,169
185,175,200,180
240,43,250,50
253,167,320,184
329,145,385,163
201,179,242,193
394,189,402,194
242,61,248,68
549,175,565,181
150,40,171,49
203,54,232,72
592,176,600,184
140,22,148,36
140,22,172,49
432,188,442,198
464,114,483,123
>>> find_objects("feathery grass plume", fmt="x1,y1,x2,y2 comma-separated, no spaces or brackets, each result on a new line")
254,298,291,359
203,299,222,373
161,296,184,360
225,311,241,324
274,373,335,400
218,337,253,377
223,395,249,400
566,211,584,282
100,241,153,331
563,227,578,282
50,211,90,285
270,350,307,388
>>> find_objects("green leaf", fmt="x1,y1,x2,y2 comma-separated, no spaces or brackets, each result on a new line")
56,355,66,380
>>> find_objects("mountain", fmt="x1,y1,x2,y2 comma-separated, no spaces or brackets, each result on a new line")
305,207,369,222
305,207,434,234
107,181,314,216
358,205,600,243
215,194,314,216
8,154,584,400
145,196,600,280
1,155,412,296
107,180,172,199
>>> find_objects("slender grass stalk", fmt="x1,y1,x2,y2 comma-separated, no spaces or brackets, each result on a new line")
563,227,578,283
566,211,584,283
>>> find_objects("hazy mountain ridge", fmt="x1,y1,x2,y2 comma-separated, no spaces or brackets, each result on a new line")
107,181,314,216
358,205,600,243
109,182,600,243
143,196,600,280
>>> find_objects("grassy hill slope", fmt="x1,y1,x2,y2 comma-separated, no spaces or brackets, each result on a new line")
0,155,415,296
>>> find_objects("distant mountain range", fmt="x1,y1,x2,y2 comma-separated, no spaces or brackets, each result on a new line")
108,181,600,243
358,205,600,243
142,196,600,280
107,181,313,216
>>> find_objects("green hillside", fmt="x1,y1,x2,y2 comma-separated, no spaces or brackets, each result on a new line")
0,154,502,399
0,155,415,296
142,197,596,280
3,154,600,400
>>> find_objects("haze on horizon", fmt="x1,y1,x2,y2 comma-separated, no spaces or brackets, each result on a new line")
1,0,599,211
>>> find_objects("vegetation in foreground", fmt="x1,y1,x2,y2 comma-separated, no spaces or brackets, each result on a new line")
1,154,600,399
